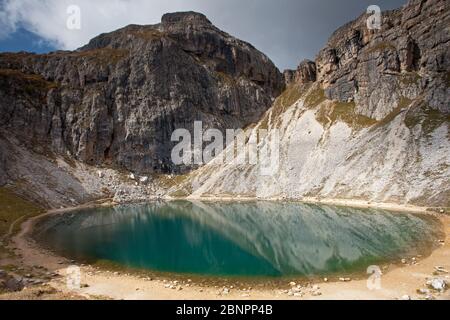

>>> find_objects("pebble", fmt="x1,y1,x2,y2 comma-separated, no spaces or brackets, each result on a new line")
291,287,302,293
339,277,351,282
427,278,446,292
400,295,411,300
416,288,430,295
289,281,296,287
434,266,448,273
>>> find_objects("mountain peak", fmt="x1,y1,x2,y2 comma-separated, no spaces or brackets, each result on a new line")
161,11,212,26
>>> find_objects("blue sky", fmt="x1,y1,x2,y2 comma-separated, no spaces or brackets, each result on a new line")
0,27,55,53
0,0,407,70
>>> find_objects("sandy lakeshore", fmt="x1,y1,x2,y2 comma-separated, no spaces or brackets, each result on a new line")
3,200,450,300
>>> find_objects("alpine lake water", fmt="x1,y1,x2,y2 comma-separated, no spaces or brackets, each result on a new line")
33,201,443,279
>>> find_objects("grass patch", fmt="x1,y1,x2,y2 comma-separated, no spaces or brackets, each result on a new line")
398,96,413,109
0,188,44,237
405,104,450,136
157,174,190,189
0,188,44,259
169,189,191,198
316,101,377,129
215,71,235,85
259,83,309,129
365,42,396,54
304,86,326,109
0,69,58,96
370,97,414,131
399,72,421,86
68,48,128,66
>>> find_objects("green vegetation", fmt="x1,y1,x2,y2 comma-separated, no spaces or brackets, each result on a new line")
0,69,58,96
405,104,450,136
259,83,310,129
169,189,191,198
370,96,414,131
399,72,421,86
276,83,309,110
68,48,128,66
0,188,44,259
316,101,377,129
398,96,413,109
365,42,396,54
159,174,190,188
215,71,235,85
304,86,326,109
0,188,43,237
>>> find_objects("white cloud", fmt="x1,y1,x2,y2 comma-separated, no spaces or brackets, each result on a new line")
0,0,206,49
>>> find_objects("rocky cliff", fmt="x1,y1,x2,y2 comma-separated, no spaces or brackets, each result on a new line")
0,2,449,208
172,0,449,207
0,12,283,175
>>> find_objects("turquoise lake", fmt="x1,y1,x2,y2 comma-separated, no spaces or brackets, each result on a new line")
34,201,443,277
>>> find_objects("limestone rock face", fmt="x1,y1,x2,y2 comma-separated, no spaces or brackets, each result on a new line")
296,60,317,85
283,60,317,86
283,70,296,86
0,4,448,208
0,12,284,174
172,0,450,207
316,0,449,120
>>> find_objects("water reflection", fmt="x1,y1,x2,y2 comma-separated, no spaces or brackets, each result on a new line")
34,201,443,277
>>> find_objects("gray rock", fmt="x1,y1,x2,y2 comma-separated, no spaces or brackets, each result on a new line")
0,11,284,176
284,60,316,86
427,278,446,292
3,277,24,292
316,0,449,120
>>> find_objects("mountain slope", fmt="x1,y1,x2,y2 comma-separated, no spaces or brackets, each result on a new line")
0,12,283,175
172,0,450,207
0,2,448,209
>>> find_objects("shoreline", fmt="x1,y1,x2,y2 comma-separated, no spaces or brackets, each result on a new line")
183,196,437,213
4,199,450,300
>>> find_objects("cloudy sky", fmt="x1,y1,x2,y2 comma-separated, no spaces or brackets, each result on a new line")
0,0,406,70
